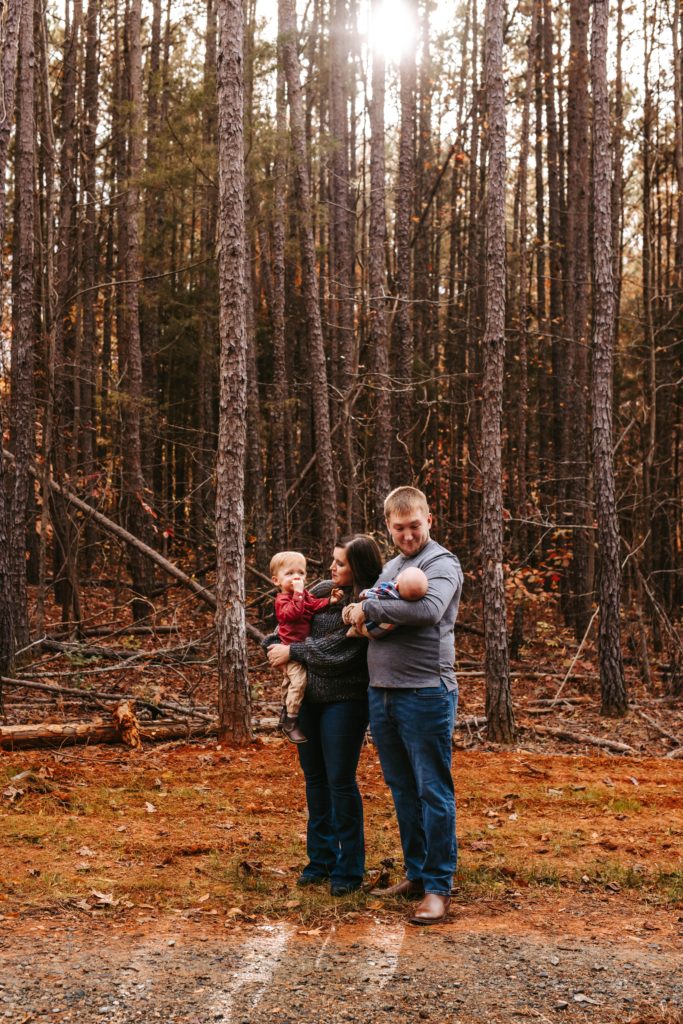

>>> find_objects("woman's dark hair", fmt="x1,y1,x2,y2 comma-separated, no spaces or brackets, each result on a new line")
338,534,383,597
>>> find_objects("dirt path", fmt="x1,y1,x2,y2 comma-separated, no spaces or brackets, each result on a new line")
3,742,683,1022
2,897,682,1024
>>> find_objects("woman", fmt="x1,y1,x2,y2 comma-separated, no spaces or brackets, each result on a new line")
267,534,382,896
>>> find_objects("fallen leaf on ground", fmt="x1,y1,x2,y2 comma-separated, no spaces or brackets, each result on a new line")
90,890,118,906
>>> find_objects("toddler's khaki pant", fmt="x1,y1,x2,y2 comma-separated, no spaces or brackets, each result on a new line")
282,661,308,716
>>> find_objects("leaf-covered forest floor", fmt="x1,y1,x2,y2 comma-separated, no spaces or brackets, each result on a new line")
1,581,682,1022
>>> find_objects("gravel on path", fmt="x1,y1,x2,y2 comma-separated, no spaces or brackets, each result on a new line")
1,901,682,1024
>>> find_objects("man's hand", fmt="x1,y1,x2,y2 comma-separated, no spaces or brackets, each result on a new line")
267,643,291,667
350,603,366,630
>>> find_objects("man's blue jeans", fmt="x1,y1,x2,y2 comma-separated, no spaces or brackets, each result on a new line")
369,682,457,895
296,697,368,889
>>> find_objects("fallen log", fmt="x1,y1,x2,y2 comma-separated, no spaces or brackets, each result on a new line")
0,718,218,750
528,724,635,755
0,714,302,751
1,447,266,645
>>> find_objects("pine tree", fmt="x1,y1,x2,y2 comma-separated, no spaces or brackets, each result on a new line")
215,0,251,743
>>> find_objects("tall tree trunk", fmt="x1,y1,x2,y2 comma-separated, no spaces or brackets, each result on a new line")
51,0,83,626
482,0,514,744
532,2,549,516
565,0,592,639
367,0,391,535
673,0,683,282
278,0,337,556
0,0,24,674
394,0,417,468
590,0,627,717
79,0,99,571
121,0,155,619
541,0,564,528
329,0,356,530
0,0,22,256
610,0,624,353
243,3,268,571
514,1,536,560
215,0,251,743
9,0,36,651
193,0,218,563
268,57,290,550
141,0,162,488
642,7,657,619
465,0,482,551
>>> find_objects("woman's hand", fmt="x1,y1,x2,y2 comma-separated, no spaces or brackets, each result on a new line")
267,643,291,668
342,602,357,624
349,603,366,630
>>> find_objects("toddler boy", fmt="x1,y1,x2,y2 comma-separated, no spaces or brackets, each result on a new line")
270,550,340,743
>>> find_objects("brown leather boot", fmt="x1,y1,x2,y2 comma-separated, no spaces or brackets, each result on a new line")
370,877,424,899
281,715,307,744
409,893,451,925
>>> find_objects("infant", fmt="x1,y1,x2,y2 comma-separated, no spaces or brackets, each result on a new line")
342,566,429,639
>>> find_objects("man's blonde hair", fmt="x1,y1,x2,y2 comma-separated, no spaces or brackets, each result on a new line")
269,550,307,578
384,486,430,520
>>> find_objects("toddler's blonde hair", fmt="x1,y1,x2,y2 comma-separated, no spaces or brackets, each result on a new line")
269,550,307,578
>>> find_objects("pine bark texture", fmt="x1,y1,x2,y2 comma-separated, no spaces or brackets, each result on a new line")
565,0,592,639
395,0,417,461
9,0,37,650
368,0,392,533
80,0,99,494
514,1,536,559
268,58,290,550
590,0,627,716
482,0,514,744
0,0,23,673
215,0,252,743
329,0,356,528
278,0,337,557
121,0,154,619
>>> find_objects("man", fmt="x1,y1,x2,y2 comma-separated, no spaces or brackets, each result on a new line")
349,486,463,925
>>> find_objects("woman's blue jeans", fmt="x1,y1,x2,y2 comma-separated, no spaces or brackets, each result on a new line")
296,697,368,888
368,682,457,895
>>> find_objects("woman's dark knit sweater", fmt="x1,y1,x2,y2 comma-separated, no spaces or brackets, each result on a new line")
286,582,369,704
